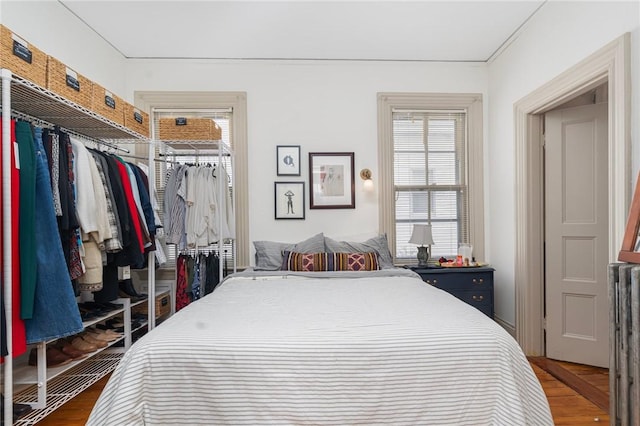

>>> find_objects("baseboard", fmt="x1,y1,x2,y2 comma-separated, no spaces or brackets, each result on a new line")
494,315,516,338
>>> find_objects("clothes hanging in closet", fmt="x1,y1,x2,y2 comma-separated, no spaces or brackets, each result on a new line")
175,251,220,312
0,118,27,359
1,119,163,344
23,124,84,344
164,163,235,251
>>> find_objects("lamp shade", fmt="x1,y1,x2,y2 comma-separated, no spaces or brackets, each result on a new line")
409,224,434,246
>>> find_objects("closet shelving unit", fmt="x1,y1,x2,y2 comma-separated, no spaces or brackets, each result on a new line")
158,136,237,312
0,69,156,425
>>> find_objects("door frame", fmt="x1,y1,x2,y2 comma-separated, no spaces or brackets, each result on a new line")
514,33,631,356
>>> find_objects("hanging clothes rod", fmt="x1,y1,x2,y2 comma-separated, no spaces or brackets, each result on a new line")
118,152,177,164
6,109,52,128
67,131,130,154
7,109,130,154
159,152,231,157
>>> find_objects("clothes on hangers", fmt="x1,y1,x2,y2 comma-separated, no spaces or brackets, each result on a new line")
175,251,221,311
70,136,112,292
0,118,27,360
16,117,37,321
164,164,188,247
1,115,163,348
164,163,235,251
23,125,84,344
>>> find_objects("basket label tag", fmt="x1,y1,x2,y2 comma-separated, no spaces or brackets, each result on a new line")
104,91,116,109
175,117,187,126
12,39,32,64
65,67,80,91
14,142,20,170
118,265,131,280
134,110,143,124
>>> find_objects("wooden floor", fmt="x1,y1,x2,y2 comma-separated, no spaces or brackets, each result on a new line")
530,357,609,425
30,358,609,425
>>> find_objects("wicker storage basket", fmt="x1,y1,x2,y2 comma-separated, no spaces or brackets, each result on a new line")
135,291,171,319
91,83,125,126
46,56,92,109
123,103,150,137
159,117,222,141
0,25,47,87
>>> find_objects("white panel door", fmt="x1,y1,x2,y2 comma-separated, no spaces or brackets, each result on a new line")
545,102,608,368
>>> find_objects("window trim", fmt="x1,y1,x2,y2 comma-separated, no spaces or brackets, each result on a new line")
134,91,250,268
377,92,484,263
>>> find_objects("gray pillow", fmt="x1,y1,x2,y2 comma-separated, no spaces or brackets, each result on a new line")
254,232,325,270
324,234,394,269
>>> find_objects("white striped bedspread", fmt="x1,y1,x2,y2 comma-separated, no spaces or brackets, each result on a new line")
88,271,553,425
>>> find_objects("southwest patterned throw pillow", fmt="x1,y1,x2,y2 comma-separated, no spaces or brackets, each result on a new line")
281,251,379,271
334,252,379,271
281,251,330,272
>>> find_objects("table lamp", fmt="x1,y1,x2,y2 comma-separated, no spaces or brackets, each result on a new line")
409,224,434,267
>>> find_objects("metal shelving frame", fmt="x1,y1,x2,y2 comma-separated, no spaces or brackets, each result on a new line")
0,68,150,425
157,136,237,285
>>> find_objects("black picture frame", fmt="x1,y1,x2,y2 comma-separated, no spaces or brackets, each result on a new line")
309,152,355,209
276,145,301,176
274,181,305,220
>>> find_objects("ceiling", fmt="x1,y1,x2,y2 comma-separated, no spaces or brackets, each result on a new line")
60,0,546,62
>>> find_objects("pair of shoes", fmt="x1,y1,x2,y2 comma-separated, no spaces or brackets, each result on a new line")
119,279,147,299
27,347,73,368
80,301,122,312
85,328,121,342
96,320,124,333
70,336,98,353
0,394,33,423
118,289,147,303
79,333,108,348
78,303,116,320
131,319,146,330
131,312,149,321
54,339,87,360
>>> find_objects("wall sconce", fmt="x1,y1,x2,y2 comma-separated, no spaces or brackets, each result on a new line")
360,168,374,191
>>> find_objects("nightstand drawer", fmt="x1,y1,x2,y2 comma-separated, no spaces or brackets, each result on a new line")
453,290,491,306
428,271,492,290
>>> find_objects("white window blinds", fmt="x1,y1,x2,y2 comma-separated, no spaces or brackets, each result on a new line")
393,110,468,260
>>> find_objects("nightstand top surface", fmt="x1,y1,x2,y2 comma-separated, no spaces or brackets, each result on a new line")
405,265,494,273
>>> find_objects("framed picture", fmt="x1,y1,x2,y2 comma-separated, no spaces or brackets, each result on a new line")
309,152,355,209
619,171,640,262
274,181,305,220
276,145,301,176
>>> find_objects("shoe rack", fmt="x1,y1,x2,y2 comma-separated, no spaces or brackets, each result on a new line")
11,298,131,423
0,69,156,426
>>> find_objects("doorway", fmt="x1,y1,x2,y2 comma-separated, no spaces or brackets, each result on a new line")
513,34,630,360
543,89,609,368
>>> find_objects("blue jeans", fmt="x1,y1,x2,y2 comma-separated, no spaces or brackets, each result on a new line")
23,125,83,343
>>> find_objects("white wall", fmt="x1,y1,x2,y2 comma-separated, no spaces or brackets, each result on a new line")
125,59,488,246
0,0,126,94
487,1,640,326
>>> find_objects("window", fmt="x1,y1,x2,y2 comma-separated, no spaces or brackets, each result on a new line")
377,93,484,264
393,111,468,260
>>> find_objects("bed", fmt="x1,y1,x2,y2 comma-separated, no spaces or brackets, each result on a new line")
87,268,552,425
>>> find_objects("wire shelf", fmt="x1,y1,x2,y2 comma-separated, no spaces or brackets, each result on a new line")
12,352,123,425
0,72,148,140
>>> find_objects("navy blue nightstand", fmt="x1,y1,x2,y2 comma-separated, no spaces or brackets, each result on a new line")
408,266,495,318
